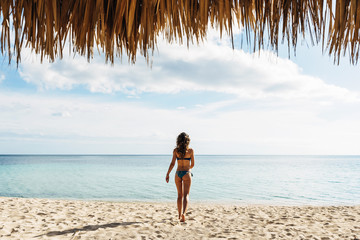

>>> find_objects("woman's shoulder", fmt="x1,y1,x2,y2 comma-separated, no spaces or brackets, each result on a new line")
188,148,194,154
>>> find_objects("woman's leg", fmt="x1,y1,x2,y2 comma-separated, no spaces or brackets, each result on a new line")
175,174,183,219
181,173,192,222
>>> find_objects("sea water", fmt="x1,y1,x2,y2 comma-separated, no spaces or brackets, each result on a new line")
0,155,359,205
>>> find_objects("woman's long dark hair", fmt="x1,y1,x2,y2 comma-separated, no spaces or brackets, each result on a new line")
176,132,190,158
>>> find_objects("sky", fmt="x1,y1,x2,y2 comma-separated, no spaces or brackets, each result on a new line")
0,28,360,155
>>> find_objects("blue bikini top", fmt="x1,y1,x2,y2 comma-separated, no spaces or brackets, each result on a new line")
176,157,191,160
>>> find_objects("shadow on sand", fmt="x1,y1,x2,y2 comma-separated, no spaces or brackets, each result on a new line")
34,221,141,238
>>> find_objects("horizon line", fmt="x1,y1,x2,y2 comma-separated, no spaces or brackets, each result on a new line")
0,154,359,157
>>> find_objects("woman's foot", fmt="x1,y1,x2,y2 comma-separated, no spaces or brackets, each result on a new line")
180,214,185,222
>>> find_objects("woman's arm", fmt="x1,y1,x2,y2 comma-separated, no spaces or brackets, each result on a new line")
166,149,177,183
190,149,195,169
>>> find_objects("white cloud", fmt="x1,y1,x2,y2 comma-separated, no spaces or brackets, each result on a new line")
0,73,5,83
0,91,360,154
2,27,360,154
52,111,72,118
17,30,359,104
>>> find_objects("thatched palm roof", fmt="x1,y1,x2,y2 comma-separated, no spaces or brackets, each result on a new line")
0,0,359,65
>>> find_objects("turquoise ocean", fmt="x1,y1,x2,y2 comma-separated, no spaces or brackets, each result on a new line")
0,155,359,205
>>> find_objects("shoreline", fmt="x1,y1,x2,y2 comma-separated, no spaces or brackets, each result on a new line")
1,197,360,239
2,196,359,207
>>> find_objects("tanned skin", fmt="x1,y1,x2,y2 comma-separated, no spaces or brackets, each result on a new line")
166,148,195,222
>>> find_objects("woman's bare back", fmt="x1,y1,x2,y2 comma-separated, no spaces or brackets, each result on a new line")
175,148,193,171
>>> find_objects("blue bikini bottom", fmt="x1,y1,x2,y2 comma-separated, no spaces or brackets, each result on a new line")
176,171,193,179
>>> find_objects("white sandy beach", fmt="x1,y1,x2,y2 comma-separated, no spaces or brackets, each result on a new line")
0,197,359,239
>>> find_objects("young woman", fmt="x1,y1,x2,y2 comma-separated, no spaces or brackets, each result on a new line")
165,132,195,222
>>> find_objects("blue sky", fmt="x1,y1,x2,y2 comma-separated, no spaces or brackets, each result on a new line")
0,29,360,154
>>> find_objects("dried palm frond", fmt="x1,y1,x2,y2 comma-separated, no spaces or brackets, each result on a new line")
0,0,359,65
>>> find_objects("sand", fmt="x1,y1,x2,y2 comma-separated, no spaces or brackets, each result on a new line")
0,197,359,239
